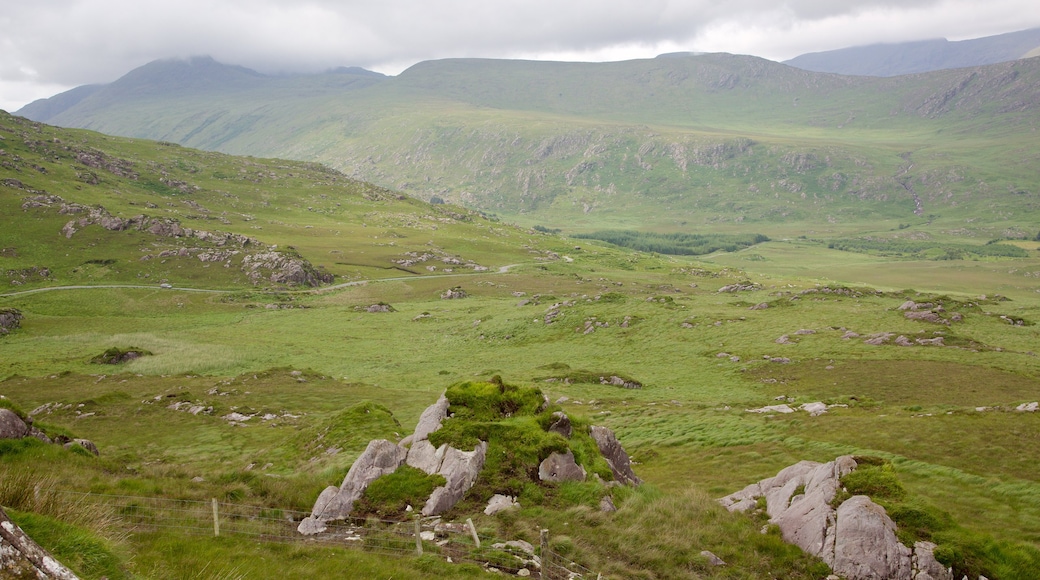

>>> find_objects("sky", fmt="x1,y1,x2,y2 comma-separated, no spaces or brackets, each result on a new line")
3,0,1040,112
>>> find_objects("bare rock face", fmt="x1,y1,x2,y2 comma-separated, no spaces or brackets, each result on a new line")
833,496,912,580
411,393,449,442
589,425,642,485
0,506,80,579
405,439,447,475
538,450,586,482
422,441,488,516
548,411,572,438
484,494,520,516
298,439,406,534
718,456,950,580
0,409,29,439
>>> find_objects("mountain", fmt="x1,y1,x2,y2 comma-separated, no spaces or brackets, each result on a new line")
784,27,1040,76
15,54,1040,235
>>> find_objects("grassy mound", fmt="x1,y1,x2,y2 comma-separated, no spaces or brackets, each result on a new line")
427,378,616,512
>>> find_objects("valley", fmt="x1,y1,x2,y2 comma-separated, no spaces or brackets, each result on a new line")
2,49,1040,579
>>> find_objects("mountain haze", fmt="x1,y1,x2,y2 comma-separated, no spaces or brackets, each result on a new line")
15,53,1040,234
784,27,1040,77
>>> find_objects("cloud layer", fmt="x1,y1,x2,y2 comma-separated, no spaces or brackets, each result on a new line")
3,0,1040,110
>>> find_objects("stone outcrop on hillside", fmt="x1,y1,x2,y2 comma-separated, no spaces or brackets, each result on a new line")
298,439,407,535
20,193,332,287
0,308,23,334
0,506,80,579
590,425,642,486
0,407,96,451
718,456,952,580
422,442,488,516
0,409,30,439
300,390,643,535
538,450,586,482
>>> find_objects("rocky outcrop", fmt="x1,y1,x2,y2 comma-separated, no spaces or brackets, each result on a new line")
410,393,449,443
22,193,331,287
590,425,642,485
538,450,586,482
0,506,80,579
422,442,487,516
718,456,952,580
0,409,29,439
484,494,520,516
440,286,469,299
297,439,406,534
0,308,23,335
547,411,572,438
63,439,99,456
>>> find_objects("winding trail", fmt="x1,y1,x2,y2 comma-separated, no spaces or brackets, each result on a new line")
0,264,524,299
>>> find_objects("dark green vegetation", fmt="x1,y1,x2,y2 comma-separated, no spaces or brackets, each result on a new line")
2,110,1040,578
15,53,1040,238
826,238,1029,260
574,230,769,256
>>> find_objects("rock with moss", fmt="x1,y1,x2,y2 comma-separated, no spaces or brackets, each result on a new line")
422,441,488,515
0,408,29,439
538,450,586,482
590,425,642,486
0,308,22,335
298,438,406,534
718,456,952,580
90,346,152,365
0,506,80,580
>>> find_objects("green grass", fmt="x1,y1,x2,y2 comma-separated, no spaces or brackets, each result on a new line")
5,112,1040,577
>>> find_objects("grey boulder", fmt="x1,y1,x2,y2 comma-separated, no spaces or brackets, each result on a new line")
589,425,642,485
423,441,488,516
538,450,586,482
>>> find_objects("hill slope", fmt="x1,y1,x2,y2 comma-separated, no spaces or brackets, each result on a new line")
784,27,1040,76
14,54,1040,234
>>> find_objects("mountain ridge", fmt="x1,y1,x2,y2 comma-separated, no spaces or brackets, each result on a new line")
784,27,1040,76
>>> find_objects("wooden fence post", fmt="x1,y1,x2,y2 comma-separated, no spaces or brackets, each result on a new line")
540,528,549,579
211,498,220,537
466,517,480,548
414,517,423,556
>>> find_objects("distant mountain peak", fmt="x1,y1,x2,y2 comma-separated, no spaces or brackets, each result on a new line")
785,27,1040,76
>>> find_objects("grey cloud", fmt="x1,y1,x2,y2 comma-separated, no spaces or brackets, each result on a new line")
2,0,1039,110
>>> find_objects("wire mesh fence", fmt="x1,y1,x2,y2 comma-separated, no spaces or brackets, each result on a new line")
55,491,601,578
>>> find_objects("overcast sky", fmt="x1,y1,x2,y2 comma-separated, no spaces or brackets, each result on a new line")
3,0,1040,111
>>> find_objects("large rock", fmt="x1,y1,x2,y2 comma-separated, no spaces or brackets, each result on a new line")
298,439,406,534
718,456,947,580
548,411,572,438
912,541,953,580
0,506,80,579
0,308,22,335
538,450,586,482
0,409,29,439
423,441,488,515
62,439,100,456
832,496,912,580
589,425,642,485
411,393,449,442
406,439,447,475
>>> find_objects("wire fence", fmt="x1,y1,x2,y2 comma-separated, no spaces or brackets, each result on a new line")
55,491,600,579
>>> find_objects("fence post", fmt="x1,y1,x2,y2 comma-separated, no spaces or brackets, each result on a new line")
540,528,549,579
414,517,423,556
212,498,220,537
466,517,480,548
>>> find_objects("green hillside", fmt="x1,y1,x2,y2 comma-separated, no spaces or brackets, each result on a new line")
3,114,1040,578
16,54,1040,235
